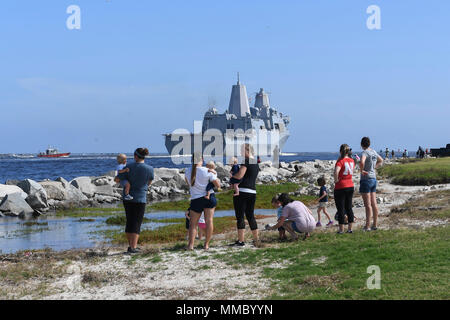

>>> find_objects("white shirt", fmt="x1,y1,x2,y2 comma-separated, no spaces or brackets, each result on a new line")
185,166,218,200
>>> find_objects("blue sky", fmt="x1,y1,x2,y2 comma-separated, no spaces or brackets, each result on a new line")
0,0,449,153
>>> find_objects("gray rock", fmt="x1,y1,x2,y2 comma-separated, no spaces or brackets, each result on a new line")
5,180,20,186
94,184,115,197
0,193,35,217
154,168,180,181
55,177,71,189
70,177,96,197
151,178,167,188
40,181,66,201
0,184,28,200
17,179,49,209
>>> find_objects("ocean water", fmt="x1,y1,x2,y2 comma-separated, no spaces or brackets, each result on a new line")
0,152,341,183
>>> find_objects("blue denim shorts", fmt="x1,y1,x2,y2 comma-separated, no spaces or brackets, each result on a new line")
291,221,303,234
359,178,377,193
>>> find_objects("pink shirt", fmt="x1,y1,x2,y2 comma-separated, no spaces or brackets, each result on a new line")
281,201,316,233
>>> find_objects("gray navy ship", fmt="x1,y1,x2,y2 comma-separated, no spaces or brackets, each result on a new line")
164,77,290,159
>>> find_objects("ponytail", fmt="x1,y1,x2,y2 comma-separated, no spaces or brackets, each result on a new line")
339,144,351,159
190,152,203,186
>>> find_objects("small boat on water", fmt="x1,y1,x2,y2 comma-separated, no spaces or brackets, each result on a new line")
37,147,71,158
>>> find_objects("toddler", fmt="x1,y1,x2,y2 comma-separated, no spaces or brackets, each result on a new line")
316,177,333,227
271,196,286,240
116,154,133,201
229,157,242,196
205,161,220,200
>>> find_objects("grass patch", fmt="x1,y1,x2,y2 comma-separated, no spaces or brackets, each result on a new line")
105,215,151,225
55,206,124,218
146,183,315,212
379,157,450,185
214,226,450,299
55,183,315,218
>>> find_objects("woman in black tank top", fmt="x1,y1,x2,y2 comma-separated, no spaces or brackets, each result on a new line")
231,144,260,247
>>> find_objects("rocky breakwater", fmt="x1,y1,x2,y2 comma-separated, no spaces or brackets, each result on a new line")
0,159,352,218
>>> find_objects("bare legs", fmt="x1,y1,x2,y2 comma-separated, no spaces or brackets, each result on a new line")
187,210,201,250
362,192,379,229
237,228,259,243
317,207,332,223
188,208,215,250
203,208,215,250
126,233,139,249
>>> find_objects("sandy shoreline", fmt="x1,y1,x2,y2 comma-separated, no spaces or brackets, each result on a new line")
1,179,449,300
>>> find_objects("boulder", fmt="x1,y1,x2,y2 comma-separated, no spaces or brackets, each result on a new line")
154,168,180,182
0,184,28,200
0,193,35,217
214,165,231,180
17,179,48,209
55,177,71,189
70,177,96,197
39,181,66,201
151,179,167,188
5,179,20,186
171,173,189,190
94,184,115,197
92,176,115,187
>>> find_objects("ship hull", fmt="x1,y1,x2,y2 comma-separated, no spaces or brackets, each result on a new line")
37,153,71,158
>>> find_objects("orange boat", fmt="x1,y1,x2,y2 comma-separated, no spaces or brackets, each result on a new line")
37,147,71,158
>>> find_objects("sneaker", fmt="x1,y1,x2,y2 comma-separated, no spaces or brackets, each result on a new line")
326,221,334,227
346,230,353,234
316,221,322,227
336,231,344,234
127,247,138,254
363,226,371,232
371,226,378,231
229,240,245,247
123,194,133,201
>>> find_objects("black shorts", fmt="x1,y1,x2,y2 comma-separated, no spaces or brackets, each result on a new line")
189,194,217,213
123,201,146,234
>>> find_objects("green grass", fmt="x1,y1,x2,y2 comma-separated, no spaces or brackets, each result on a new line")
146,183,315,212
213,226,450,299
379,157,450,185
56,183,314,217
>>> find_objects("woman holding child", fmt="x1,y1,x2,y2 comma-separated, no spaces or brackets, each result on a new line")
184,153,221,251
231,144,260,247
116,148,154,254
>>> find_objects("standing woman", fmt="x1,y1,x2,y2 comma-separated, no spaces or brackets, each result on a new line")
185,152,220,251
359,137,384,231
231,144,260,247
116,148,154,254
334,144,355,234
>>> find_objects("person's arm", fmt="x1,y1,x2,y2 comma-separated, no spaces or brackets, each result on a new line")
148,168,154,185
334,165,341,183
118,168,129,174
375,155,384,169
318,191,327,202
233,165,247,180
271,216,287,230
360,155,368,176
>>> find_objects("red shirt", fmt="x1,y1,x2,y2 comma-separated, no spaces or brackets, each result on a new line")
334,157,355,190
